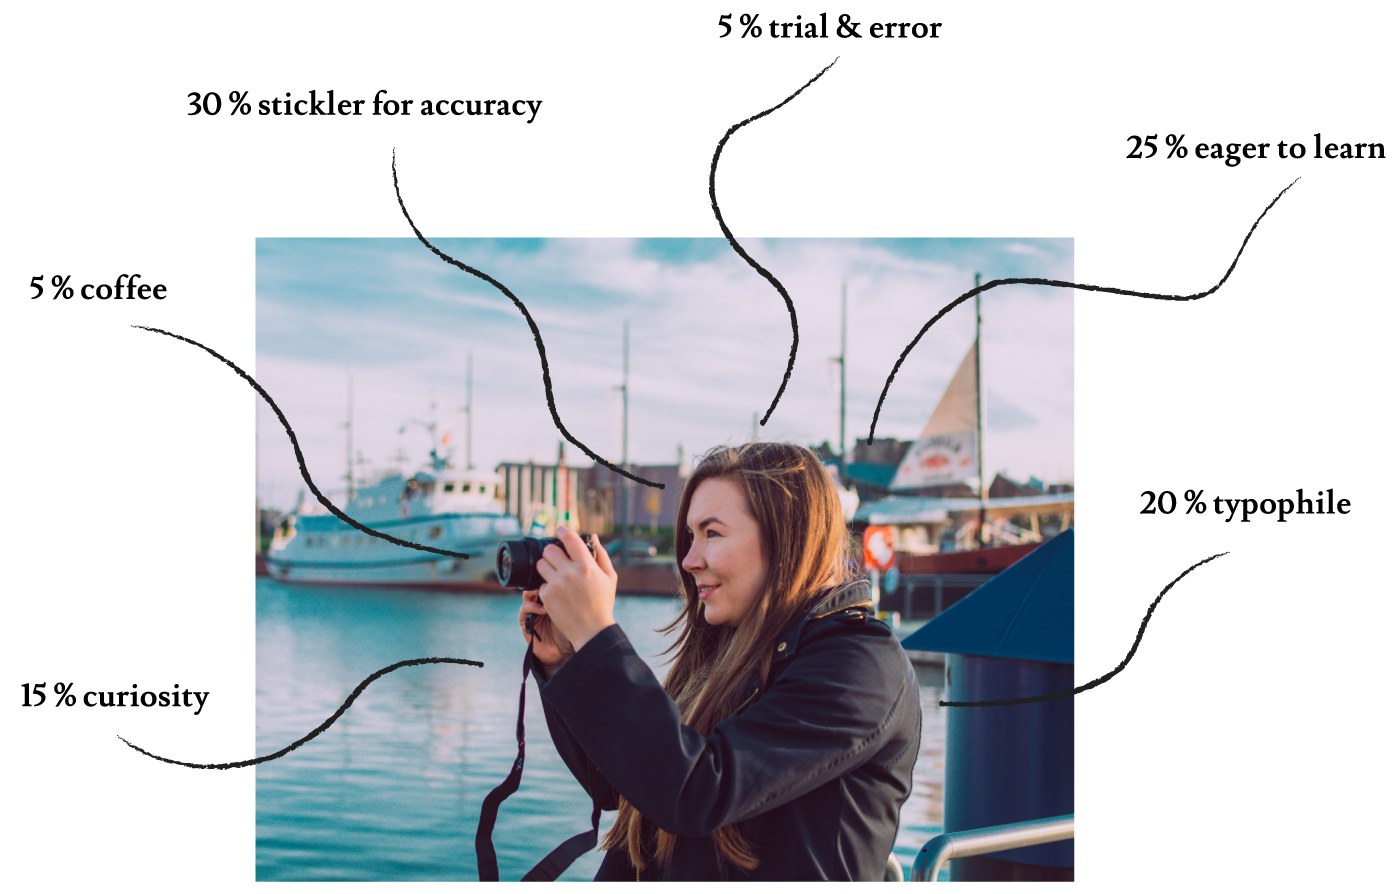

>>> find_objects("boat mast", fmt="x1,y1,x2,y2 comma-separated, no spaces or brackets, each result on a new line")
344,373,355,503
464,352,474,470
255,408,261,554
427,397,445,470
974,273,985,546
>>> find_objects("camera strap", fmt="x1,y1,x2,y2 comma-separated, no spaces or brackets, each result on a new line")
476,616,601,882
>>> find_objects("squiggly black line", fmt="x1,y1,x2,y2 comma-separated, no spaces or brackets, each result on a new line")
868,178,1300,444
391,152,663,490
939,552,1228,707
118,657,483,769
710,58,839,427
132,325,473,560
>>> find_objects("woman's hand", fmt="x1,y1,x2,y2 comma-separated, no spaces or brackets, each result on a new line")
535,527,618,651
520,589,574,678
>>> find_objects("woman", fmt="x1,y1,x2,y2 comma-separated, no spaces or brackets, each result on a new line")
518,442,921,880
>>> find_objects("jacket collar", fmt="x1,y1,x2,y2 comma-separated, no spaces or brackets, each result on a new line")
771,577,874,665
728,579,875,714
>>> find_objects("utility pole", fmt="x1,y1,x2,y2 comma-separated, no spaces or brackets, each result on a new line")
557,440,569,531
827,280,849,478
839,279,847,482
618,320,630,566
974,273,986,547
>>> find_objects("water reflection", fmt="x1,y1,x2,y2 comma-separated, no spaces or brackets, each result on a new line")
257,579,945,880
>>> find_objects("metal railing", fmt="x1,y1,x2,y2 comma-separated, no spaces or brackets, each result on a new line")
891,573,997,619
907,814,1074,881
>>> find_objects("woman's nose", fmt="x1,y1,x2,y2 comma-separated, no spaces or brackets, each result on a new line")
682,541,704,573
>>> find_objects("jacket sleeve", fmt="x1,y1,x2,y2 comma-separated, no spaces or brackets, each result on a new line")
531,656,620,811
538,622,909,838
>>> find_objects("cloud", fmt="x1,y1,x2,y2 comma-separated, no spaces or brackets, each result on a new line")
987,390,1039,431
255,237,1073,509
1002,240,1047,254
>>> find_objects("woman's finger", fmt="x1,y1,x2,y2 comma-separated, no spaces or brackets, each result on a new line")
591,533,617,579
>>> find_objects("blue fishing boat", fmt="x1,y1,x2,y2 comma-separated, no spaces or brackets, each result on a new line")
265,456,521,591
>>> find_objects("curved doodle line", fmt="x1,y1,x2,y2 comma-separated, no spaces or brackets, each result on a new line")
710,58,839,427
132,325,473,560
118,657,483,769
391,151,663,490
940,552,1228,707
868,178,1300,443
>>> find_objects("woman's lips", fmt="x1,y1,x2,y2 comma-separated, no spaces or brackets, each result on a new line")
698,585,717,599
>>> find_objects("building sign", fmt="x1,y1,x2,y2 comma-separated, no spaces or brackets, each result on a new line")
890,431,977,489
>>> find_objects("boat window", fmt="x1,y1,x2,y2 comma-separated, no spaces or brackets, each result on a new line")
444,483,456,492
429,526,443,539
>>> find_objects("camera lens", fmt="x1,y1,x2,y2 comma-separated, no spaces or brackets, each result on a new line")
496,536,596,590
496,543,515,587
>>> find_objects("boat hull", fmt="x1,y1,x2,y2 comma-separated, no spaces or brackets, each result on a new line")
898,542,1039,575
265,547,509,591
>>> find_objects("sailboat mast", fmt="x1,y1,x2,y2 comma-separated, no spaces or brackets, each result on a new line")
974,273,985,546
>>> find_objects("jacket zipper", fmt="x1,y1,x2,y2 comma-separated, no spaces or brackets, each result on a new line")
733,685,761,714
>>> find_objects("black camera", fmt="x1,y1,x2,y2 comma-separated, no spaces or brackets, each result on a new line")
496,536,596,590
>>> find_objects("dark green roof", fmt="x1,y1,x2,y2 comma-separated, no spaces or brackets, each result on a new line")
845,462,898,488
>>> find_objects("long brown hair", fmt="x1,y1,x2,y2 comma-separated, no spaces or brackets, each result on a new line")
601,442,855,871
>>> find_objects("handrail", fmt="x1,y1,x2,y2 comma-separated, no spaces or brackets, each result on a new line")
909,814,1074,881
885,852,905,881
897,573,998,584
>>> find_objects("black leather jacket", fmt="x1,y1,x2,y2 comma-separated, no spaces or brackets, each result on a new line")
534,579,921,880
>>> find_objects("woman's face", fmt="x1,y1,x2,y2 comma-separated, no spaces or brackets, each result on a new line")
681,477,768,627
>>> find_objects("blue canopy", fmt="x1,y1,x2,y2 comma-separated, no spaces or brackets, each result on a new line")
900,528,1073,664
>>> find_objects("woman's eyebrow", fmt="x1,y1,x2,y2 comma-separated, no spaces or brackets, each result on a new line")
692,515,725,530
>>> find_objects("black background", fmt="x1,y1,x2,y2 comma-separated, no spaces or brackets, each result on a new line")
112,62,1299,884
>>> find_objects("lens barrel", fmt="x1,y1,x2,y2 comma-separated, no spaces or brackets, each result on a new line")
496,536,596,589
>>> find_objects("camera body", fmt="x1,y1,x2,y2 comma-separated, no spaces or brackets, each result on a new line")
496,536,596,590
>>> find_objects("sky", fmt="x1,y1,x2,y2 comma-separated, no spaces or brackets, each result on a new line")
255,237,1073,511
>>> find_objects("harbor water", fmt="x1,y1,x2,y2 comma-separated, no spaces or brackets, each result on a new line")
256,578,947,881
